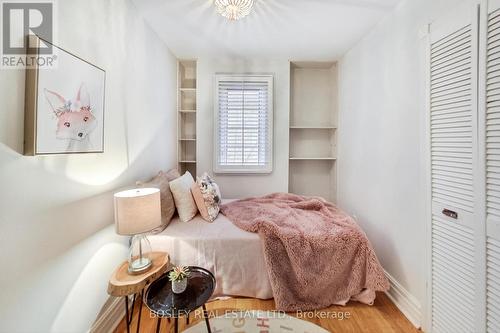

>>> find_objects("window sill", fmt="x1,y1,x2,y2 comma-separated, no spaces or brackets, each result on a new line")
213,168,273,175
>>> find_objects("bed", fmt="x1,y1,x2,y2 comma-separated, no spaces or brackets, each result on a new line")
148,200,274,300
149,195,389,310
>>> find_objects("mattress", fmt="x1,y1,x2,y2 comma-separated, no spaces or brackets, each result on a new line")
148,201,273,299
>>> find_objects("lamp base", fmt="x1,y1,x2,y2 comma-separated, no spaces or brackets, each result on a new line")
128,257,152,275
127,234,153,275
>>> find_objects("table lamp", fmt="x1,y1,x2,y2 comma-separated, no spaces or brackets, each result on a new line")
114,188,161,275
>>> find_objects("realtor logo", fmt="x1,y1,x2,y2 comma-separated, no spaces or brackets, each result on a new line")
2,2,53,54
1,1,56,69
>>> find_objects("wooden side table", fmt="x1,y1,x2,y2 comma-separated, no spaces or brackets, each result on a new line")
108,252,170,333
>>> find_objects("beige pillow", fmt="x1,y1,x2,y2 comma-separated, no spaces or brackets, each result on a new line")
169,171,198,222
136,169,180,232
191,173,221,222
191,183,208,221
164,168,181,180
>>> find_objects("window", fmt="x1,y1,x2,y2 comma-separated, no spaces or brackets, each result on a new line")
215,74,273,173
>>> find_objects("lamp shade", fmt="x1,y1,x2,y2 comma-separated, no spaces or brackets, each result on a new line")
114,188,161,235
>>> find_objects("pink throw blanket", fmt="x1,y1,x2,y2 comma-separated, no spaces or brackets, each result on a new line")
220,193,390,311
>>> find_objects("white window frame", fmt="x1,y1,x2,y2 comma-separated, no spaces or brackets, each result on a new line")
214,74,274,174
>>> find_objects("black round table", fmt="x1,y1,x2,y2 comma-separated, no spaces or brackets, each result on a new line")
144,266,216,333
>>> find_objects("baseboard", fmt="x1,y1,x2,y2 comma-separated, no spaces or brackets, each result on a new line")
89,296,126,333
384,270,422,329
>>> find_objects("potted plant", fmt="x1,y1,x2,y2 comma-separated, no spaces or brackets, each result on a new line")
169,266,190,294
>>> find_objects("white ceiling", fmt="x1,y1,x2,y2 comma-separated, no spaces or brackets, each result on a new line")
132,0,401,61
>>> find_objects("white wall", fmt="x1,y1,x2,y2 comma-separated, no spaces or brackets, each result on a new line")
197,58,290,198
337,0,462,328
0,0,177,332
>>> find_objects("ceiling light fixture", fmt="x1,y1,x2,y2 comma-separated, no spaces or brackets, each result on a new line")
214,0,254,21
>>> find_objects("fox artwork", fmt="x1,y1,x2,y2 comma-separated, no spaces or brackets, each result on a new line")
44,84,97,152
23,37,105,155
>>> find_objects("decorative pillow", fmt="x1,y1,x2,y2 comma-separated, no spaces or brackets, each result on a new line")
191,172,221,222
169,171,198,222
136,169,181,232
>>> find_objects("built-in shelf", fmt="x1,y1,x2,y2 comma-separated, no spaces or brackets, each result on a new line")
289,61,338,202
178,60,197,176
289,157,337,160
290,126,337,129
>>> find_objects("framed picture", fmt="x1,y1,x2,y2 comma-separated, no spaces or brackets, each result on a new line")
24,35,106,155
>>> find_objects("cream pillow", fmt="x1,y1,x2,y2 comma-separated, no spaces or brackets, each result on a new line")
136,169,180,232
169,171,198,222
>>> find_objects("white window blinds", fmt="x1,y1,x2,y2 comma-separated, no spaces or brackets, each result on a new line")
215,75,273,173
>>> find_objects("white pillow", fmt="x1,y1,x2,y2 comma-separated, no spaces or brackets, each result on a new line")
169,171,198,222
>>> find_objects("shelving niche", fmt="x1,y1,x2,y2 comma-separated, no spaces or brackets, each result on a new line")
289,61,338,202
177,60,197,176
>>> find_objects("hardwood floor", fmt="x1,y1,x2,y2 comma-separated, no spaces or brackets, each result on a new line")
114,292,420,333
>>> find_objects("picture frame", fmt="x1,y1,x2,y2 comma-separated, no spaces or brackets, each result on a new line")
24,35,106,155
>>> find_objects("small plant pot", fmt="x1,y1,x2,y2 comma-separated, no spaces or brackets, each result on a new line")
172,278,188,294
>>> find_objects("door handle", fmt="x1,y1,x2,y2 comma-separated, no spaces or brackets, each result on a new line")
442,209,458,219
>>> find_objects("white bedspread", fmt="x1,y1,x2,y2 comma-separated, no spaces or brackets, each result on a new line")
148,204,273,299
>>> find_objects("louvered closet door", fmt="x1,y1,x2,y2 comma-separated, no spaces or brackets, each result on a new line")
429,1,483,332
484,1,500,332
